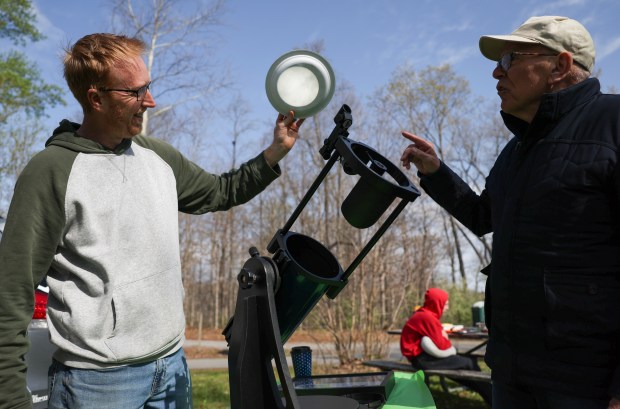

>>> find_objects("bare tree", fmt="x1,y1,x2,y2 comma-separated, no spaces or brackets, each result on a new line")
0,117,46,209
371,64,492,288
109,0,229,138
213,94,256,327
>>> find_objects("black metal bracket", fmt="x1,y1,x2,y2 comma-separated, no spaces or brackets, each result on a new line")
225,250,299,409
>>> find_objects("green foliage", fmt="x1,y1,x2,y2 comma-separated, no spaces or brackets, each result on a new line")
0,0,42,45
0,1,66,212
0,0,65,124
440,285,485,326
0,51,65,122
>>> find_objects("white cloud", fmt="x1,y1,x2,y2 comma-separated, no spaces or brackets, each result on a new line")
598,36,620,60
441,20,474,33
24,3,72,89
439,45,477,66
529,0,586,16
32,2,66,48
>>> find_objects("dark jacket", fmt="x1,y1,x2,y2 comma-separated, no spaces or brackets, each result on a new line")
419,78,620,399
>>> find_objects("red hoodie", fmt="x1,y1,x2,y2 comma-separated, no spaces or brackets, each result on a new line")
400,288,453,360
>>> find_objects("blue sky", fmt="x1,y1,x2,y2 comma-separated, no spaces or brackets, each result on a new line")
11,0,620,149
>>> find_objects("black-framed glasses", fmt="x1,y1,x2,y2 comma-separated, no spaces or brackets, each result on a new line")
497,52,558,71
99,81,151,101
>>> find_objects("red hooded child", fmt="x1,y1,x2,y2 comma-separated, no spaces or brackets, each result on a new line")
400,288,452,361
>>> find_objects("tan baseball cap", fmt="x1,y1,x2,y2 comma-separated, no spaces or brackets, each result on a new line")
479,16,595,72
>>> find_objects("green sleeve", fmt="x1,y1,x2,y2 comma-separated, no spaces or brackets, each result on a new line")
0,146,71,409
133,136,281,214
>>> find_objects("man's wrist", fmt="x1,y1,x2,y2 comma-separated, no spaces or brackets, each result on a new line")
263,144,288,167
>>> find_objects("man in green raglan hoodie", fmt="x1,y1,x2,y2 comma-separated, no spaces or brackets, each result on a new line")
0,33,305,409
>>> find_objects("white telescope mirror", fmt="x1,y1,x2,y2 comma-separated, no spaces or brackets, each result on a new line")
265,50,335,119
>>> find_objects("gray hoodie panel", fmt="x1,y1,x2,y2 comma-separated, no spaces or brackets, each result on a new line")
49,142,185,367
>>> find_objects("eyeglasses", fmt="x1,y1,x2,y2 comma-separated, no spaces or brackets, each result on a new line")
99,82,151,101
497,52,558,71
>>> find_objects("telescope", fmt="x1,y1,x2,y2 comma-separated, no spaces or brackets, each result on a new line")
223,51,421,409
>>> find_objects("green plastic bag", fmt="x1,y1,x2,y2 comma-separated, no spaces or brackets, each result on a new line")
382,371,436,409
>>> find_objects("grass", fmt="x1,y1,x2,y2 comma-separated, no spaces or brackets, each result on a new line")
429,378,489,409
191,369,230,409
190,368,488,409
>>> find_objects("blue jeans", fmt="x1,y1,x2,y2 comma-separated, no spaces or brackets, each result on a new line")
493,380,609,409
48,348,193,409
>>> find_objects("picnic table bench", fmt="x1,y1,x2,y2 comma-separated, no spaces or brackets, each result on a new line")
363,359,492,405
362,359,491,383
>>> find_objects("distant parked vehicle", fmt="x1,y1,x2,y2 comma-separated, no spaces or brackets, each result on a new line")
1,216,55,408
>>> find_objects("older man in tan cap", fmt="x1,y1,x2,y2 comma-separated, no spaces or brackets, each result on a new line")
479,16,594,124
400,16,620,409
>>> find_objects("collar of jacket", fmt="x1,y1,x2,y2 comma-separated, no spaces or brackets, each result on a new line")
46,119,133,155
500,77,601,140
